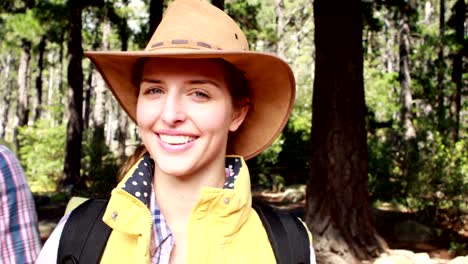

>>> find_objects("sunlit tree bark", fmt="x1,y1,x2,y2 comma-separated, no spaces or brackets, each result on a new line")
398,15,416,141
0,54,13,140
13,39,31,153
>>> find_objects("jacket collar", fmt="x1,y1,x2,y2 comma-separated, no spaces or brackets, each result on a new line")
103,154,252,237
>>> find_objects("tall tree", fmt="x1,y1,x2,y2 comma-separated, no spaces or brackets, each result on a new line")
33,35,46,121
60,0,84,190
0,54,13,140
305,0,384,262
275,0,285,59
212,0,224,10
90,11,111,179
398,5,416,141
437,0,446,133
450,0,465,142
13,39,32,153
148,0,163,39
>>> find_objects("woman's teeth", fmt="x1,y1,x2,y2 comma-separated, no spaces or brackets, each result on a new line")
159,134,195,144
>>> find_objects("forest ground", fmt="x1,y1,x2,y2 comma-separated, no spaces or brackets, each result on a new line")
36,190,468,262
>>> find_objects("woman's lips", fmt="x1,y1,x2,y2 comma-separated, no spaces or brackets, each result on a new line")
159,134,196,145
156,133,198,152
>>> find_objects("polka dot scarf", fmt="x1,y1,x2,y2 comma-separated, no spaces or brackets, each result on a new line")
122,155,243,204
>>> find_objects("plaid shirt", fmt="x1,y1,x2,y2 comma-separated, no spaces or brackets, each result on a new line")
0,145,41,264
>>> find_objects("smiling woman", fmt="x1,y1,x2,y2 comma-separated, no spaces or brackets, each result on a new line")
137,59,248,184
36,0,315,263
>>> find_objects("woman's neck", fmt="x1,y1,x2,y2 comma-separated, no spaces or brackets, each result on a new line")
152,159,226,263
153,159,226,225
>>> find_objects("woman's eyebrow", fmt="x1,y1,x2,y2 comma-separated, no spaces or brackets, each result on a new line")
188,79,220,88
140,78,163,84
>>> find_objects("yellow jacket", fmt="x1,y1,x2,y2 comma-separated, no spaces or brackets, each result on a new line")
99,156,278,263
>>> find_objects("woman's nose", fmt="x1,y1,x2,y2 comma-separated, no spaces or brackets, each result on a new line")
161,93,186,125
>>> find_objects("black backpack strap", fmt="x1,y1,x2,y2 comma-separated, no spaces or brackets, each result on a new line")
57,198,112,264
252,200,310,264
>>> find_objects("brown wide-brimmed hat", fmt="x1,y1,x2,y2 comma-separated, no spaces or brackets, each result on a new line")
85,0,295,160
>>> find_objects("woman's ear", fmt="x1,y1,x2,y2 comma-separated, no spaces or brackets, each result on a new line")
229,99,250,132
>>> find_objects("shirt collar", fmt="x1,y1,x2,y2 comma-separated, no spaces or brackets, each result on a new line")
109,154,252,260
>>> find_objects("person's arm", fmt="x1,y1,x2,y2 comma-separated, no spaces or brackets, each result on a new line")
0,146,41,264
35,213,70,264
299,218,317,264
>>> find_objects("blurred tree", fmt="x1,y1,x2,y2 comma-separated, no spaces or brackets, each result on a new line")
148,0,163,40
61,0,84,191
2,7,43,153
305,0,384,262
437,0,446,133
212,0,224,10
449,0,465,142
33,35,46,121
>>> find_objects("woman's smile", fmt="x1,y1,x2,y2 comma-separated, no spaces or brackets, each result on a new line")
158,134,197,145
137,58,247,178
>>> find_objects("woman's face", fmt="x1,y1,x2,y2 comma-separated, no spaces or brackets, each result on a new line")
136,58,248,178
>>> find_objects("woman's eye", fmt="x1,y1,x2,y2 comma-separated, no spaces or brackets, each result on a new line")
193,91,209,99
148,87,164,94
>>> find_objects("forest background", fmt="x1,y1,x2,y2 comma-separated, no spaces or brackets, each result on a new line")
0,0,466,263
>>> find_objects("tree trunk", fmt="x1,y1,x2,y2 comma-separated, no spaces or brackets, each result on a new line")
106,95,116,148
13,39,32,153
0,54,13,140
91,16,111,177
116,18,130,165
212,0,224,10
148,0,164,40
34,36,47,122
120,18,129,51
58,31,66,124
399,17,416,141
306,0,385,263
436,0,445,134
84,64,93,130
383,17,393,73
275,0,285,59
398,4,420,206
450,0,465,142
47,50,55,121
116,107,129,165
84,21,101,130
60,1,84,191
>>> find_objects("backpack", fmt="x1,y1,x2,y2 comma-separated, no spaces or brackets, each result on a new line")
57,198,310,264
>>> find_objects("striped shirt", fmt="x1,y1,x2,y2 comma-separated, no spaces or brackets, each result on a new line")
0,145,41,264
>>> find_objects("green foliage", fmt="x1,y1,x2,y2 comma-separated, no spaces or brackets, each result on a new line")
17,119,66,193
225,0,261,44
81,128,119,197
364,61,399,123
1,9,43,45
250,108,312,189
412,133,467,210
368,127,467,213
364,0,467,218
248,135,283,184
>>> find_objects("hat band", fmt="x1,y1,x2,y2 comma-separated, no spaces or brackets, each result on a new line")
146,39,222,51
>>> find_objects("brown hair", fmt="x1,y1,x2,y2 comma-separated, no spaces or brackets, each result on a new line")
117,145,149,181
219,59,251,108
